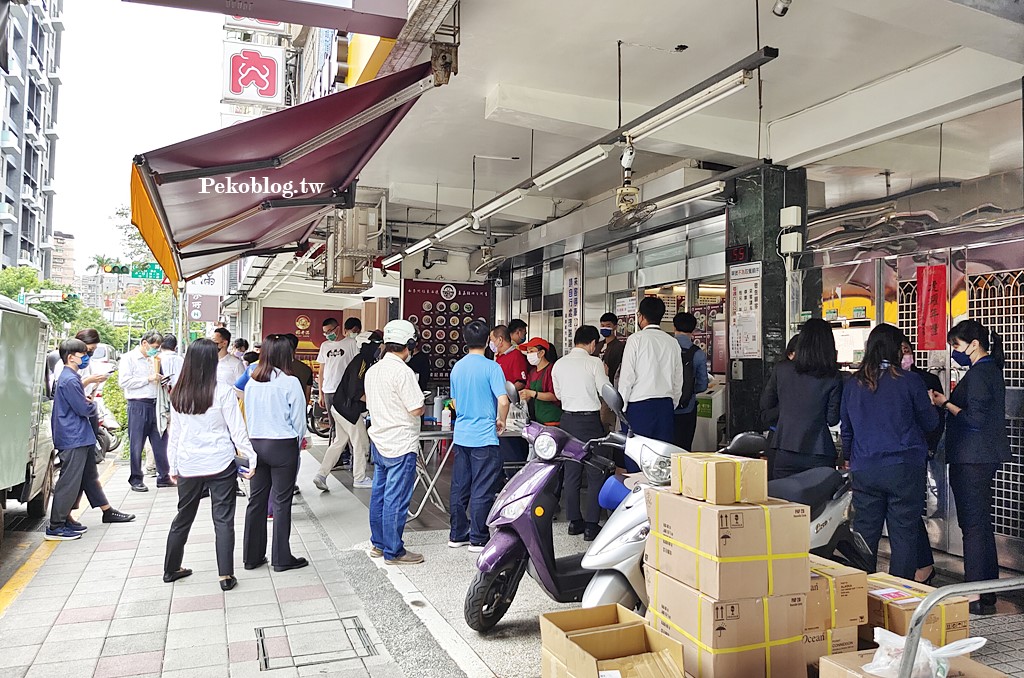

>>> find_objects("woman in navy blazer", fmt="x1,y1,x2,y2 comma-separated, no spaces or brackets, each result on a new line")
929,320,1010,616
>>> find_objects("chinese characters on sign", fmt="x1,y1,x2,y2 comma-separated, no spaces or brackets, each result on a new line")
917,265,948,350
562,254,581,356
222,42,285,107
401,280,493,382
729,261,762,359
187,295,220,323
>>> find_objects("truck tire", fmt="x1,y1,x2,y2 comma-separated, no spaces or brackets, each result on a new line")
26,455,55,519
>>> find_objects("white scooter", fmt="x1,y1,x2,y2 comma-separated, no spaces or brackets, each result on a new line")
581,388,873,611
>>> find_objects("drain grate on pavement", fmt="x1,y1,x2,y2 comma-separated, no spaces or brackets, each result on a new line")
4,514,46,532
256,615,378,671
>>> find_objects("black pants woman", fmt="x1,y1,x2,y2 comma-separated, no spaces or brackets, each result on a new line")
244,438,303,570
165,463,238,582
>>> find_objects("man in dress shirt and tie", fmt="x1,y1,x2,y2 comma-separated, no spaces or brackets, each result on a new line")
118,330,172,492
552,325,612,541
616,297,684,470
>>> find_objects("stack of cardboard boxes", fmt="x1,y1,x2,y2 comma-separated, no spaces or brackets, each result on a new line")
643,453,811,677
803,555,868,670
864,572,970,647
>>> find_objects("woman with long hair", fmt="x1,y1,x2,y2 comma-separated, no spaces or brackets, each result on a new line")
840,324,938,579
759,318,844,478
929,320,1010,615
242,334,309,572
164,339,256,591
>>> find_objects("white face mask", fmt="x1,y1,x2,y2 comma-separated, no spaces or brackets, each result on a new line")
489,341,499,354
526,352,541,366
405,352,412,363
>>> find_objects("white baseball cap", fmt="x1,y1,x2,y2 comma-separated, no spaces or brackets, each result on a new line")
383,319,417,345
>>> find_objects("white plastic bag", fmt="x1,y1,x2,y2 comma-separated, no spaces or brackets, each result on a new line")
862,628,987,678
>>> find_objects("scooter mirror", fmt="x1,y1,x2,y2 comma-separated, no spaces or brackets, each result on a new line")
505,380,520,405
724,431,768,457
600,383,628,428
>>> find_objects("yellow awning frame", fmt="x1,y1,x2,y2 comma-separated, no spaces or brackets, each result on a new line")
130,164,181,294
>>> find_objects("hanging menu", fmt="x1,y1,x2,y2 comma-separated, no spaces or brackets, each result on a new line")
729,261,762,359
691,301,724,357
401,280,492,381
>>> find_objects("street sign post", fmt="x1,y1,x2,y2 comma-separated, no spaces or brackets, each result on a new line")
131,263,165,280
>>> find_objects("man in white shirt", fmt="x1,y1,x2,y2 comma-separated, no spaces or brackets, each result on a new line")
316,317,346,410
150,334,184,478
364,320,425,566
617,297,684,469
213,328,245,388
552,325,612,540
119,330,171,492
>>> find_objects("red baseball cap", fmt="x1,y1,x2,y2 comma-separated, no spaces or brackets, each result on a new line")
518,337,551,352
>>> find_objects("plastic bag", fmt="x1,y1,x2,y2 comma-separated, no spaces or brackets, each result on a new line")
862,628,987,678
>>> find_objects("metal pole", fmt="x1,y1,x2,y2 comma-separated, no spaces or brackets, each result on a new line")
898,577,1024,678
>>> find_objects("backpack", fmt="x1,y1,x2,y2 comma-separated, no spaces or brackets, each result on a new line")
680,344,699,405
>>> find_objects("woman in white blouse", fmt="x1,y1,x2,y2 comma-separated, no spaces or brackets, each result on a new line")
165,339,256,591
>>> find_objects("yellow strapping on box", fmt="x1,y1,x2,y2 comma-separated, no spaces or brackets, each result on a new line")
878,584,950,645
678,453,743,503
810,561,839,629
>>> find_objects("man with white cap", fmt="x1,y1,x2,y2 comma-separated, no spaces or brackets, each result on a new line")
364,320,426,565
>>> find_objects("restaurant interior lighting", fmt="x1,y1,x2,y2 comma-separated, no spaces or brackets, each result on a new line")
404,238,433,256
654,181,725,210
626,71,751,142
472,189,526,220
533,145,614,191
434,217,471,242
381,253,403,267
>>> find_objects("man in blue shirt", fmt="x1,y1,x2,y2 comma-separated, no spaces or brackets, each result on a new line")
672,312,709,451
448,320,510,552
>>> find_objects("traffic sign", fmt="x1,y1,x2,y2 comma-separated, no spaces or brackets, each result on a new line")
131,263,164,280
17,291,25,304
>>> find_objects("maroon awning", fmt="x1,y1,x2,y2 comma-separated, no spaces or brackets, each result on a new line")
132,62,432,283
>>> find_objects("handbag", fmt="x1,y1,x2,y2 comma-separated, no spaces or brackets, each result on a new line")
504,400,530,434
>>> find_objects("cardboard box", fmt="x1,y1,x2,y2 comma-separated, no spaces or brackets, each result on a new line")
819,650,1007,678
807,555,868,630
645,568,806,678
644,488,810,599
865,573,970,646
803,626,857,669
566,623,685,678
540,648,567,678
671,453,768,504
539,604,646,665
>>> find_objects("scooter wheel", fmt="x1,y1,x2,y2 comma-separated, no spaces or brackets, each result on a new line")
464,559,526,634
105,431,122,453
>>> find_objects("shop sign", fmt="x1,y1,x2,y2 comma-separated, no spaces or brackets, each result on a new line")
917,265,947,350
187,294,220,322
187,269,225,297
824,309,838,321
224,15,290,34
223,41,286,107
401,280,492,381
615,295,637,316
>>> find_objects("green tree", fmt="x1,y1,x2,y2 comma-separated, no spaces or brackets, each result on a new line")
0,266,81,327
0,265,41,299
69,307,117,344
125,287,174,333
113,205,154,265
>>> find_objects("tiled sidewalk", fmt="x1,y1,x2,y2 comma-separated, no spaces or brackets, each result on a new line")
0,465,399,678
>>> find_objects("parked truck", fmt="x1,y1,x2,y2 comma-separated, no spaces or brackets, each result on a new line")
0,296,55,551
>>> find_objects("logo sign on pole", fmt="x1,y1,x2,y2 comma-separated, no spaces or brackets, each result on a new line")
131,262,165,280
187,269,225,297
224,15,290,34
222,41,285,107
187,294,221,323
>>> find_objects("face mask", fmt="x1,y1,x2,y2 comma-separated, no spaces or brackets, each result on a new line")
326,332,338,342
900,355,914,371
600,328,613,338
78,354,90,370
405,353,412,363
348,331,358,338
951,349,972,367
526,352,541,366
146,348,159,357
489,341,498,354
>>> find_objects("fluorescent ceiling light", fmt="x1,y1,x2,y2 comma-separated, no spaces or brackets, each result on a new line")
434,217,471,242
381,253,403,267
654,181,725,210
404,238,432,256
533,145,614,191
473,189,526,220
627,71,751,142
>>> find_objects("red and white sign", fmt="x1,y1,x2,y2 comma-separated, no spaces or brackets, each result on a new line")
224,15,290,34
222,42,285,107
917,265,948,350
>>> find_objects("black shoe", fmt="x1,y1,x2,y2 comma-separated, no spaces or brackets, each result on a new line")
292,485,300,496
130,484,149,493
201,488,211,499
970,600,997,616
156,481,176,488
584,523,602,542
220,576,238,591
235,487,246,497
568,520,585,536
244,557,268,571
163,568,192,583
102,509,136,523
273,557,309,573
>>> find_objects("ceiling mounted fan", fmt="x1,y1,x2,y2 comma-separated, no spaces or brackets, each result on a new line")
606,142,658,231
473,245,508,276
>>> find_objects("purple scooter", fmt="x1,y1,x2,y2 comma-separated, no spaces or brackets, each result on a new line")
464,408,620,633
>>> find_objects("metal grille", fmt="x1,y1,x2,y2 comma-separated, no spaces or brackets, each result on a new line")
969,271,1024,541
897,280,928,365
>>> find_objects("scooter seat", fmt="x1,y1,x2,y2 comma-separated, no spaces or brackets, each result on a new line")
767,467,844,521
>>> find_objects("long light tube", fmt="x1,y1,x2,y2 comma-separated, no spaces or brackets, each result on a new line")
404,238,432,256
627,71,751,142
434,217,472,242
654,181,725,210
533,145,614,191
381,253,403,267
472,189,526,220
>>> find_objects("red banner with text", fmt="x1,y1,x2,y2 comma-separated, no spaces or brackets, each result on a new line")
916,265,947,350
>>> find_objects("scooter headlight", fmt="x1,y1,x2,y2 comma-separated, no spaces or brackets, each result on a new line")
534,434,560,461
593,521,650,556
498,495,533,521
640,444,672,485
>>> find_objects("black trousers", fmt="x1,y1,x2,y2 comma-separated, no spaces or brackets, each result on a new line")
673,410,698,451
244,438,300,568
773,450,836,479
561,412,609,525
80,450,109,510
164,462,237,577
851,462,926,580
949,462,1002,605
50,445,92,529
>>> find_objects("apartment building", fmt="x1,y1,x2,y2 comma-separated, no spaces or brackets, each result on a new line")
49,227,72,284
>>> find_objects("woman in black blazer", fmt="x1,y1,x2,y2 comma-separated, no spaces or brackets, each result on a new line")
760,319,843,478
929,319,1010,616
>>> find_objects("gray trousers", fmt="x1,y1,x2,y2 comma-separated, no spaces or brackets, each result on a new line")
50,445,93,528
164,462,238,577
561,412,609,525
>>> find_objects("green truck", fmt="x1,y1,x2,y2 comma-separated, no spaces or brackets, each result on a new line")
0,296,55,551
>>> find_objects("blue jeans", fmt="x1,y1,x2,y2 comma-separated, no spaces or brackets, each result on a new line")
449,444,502,546
369,446,418,561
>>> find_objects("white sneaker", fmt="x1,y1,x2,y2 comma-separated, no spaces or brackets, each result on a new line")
447,540,469,548
468,544,485,554
313,475,329,492
352,478,373,489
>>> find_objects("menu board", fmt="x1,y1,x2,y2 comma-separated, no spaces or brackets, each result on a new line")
401,280,492,381
691,301,724,357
